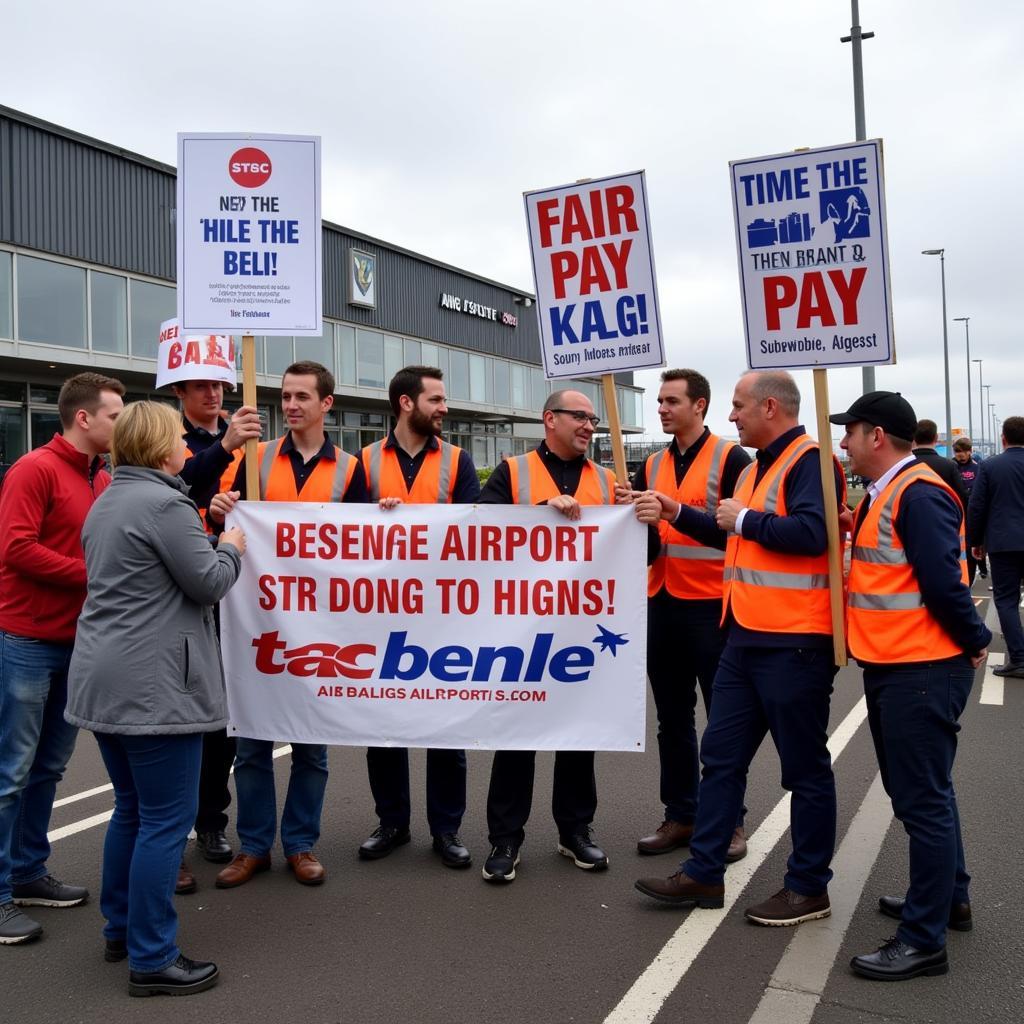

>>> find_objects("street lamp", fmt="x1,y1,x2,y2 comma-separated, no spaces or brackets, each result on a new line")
983,385,991,454
922,250,952,450
953,317,972,440
972,358,984,452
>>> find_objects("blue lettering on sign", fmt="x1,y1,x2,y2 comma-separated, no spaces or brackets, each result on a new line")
549,294,651,345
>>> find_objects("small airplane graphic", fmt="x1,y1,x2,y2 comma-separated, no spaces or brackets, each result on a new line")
592,624,629,656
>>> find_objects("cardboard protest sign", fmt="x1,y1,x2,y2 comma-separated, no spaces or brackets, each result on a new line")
524,171,664,379
221,503,647,751
154,318,237,390
176,132,322,336
730,139,893,370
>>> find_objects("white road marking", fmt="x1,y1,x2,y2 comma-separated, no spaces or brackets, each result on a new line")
48,744,294,844
745,772,892,1024
985,598,1001,634
602,697,869,1024
980,653,1005,706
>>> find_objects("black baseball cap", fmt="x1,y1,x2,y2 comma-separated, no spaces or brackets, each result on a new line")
829,391,917,442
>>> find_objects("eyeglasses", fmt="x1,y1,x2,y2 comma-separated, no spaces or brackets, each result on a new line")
551,408,600,427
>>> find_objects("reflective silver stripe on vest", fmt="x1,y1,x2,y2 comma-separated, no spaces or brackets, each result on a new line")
647,449,667,489
365,439,386,502
594,463,613,504
258,438,284,500
848,591,925,611
722,565,829,590
704,437,731,515
851,544,907,565
511,454,532,505
330,453,355,502
435,441,453,503
762,437,816,513
665,544,724,561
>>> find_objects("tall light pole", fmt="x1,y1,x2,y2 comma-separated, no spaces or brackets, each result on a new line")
953,317,972,440
842,1,875,395
972,358,984,452
983,385,992,454
922,249,952,450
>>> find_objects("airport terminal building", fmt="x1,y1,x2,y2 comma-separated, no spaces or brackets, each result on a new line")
0,106,644,473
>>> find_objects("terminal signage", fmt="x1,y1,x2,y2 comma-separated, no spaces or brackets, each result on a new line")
439,292,517,328
729,139,894,370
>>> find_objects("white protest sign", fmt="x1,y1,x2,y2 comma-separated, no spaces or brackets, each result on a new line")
730,139,893,370
176,132,322,336
221,503,647,751
154,318,237,390
524,171,665,380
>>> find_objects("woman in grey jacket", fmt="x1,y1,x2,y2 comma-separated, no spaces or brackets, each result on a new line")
67,401,245,998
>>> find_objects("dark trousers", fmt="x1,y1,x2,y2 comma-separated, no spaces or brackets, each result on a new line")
989,551,1024,664
965,550,987,585
647,592,729,824
366,747,467,835
486,749,596,845
194,728,235,833
683,644,837,894
864,657,973,951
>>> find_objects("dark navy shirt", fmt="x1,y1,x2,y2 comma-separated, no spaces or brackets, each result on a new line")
382,431,480,504
480,442,587,504
179,414,235,512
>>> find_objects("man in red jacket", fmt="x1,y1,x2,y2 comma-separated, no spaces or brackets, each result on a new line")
0,372,124,945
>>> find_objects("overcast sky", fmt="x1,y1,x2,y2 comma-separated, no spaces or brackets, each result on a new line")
6,1,1021,445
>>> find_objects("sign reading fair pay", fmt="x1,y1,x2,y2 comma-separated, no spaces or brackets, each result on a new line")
525,171,665,379
177,132,322,336
730,140,894,370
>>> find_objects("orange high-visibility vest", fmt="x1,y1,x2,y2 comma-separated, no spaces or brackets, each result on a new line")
257,437,358,502
361,438,461,504
184,440,243,533
505,450,615,506
847,463,968,663
721,434,840,634
646,434,737,600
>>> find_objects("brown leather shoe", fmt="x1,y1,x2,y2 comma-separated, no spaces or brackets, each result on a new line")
634,870,725,907
286,852,325,886
215,853,271,889
745,887,830,926
725,826,747,863
175,860,197,896
637,820,693,855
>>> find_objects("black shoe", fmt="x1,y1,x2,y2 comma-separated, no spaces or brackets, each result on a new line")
105,938,128,963
129,955,219,997
195,830,233,864
993,661,1024,678
432,833,472,869
0,901,43,944
850,937,948,981
11,874,88,908
482,842,521,883
557,828,609,871
878,894,973,932
358,824,411,860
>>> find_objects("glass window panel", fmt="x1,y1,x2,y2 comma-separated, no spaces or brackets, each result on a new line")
337,325,356,386
90,271,128,354
384,335,404,383
403,338,420,366
449,350,469,401
0,406,26,468
265,337,294,377
434,345,449,382
357,329,385,388
493,359,510,406
496,435,513,461
420,343,438,367
511,364,526,408
0,382,25,402
29,385,60,405
530,368,547,409
295,323,335,375
17,256,86,348
343,412,361,427
0,252,12,339
471,435,488,468
342,428,360,455
469,355,487,403
30,408,62,450
129,279,175,359
360,428,386,449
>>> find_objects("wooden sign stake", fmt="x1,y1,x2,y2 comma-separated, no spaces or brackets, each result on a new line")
601,374,628,486
242,334,258,500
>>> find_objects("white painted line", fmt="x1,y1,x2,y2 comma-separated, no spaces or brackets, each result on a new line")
746,772,892,1024
979,653,1005,706
48,744,294,844
52,782,113,808
985,598,1001,634
602,697,869,1024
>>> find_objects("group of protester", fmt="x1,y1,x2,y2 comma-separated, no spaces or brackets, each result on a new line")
0,360,1021,996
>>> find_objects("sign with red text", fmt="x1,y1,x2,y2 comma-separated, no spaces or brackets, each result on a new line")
220,503,646,751
154,318,237,390
524,171,664,379
730,139,894,369
177,132,322,336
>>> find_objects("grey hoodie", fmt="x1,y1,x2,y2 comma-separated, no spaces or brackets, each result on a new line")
66,466,242,735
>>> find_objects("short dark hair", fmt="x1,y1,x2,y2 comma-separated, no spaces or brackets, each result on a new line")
661,368,711,418
1003,416,1024,445
914,419,938,445
283,361,334,400
388,366,443,418
952,436,973,452
58,372,125,428
860,421,913,453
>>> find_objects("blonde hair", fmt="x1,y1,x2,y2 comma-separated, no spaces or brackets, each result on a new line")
111,401,182,469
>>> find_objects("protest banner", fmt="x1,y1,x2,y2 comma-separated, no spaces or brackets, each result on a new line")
221,502,647,751
154,318,237,390
524,171,665,483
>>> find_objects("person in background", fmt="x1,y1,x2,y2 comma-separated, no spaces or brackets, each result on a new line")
0,372,124,946
66,401,245,996
952,437,986,583
912,420,969,509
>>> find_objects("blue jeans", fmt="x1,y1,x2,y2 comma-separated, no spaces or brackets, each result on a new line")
683,644,837,894
233,739,328,857
0,632,78,904
95,732,202,972
863,657,973,951
989,551,1024,664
